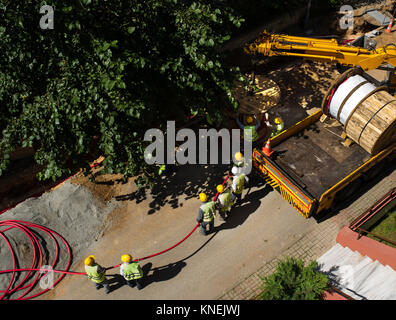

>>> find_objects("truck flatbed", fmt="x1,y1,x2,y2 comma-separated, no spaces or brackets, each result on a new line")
272,118,372,199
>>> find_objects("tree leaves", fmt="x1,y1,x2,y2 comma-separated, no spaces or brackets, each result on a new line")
259,257,329,300
0,0,243,186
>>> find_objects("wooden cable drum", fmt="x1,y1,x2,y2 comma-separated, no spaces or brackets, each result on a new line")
322,67,396,155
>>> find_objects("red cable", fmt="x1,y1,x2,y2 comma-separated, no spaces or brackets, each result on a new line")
0,220,73,300
0,165,231,299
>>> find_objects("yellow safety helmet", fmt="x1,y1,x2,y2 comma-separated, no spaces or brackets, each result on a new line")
235,152,243,161
84,255,95,266
246,116,254,124
199,193,207,202
121,254,133,263
216,185,224,193
274,117,283,124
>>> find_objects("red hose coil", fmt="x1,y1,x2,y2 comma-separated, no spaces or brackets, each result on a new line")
0,164,231,299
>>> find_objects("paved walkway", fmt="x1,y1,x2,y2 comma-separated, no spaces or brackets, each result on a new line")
218,167,396,300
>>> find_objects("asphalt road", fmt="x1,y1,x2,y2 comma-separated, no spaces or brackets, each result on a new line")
43,167,318,300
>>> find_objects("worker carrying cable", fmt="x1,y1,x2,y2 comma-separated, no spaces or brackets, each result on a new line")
84,255,110,294
215,184,234,220
231,166,249,205
270,116,285,137
120,254,144,290
196,193,216,236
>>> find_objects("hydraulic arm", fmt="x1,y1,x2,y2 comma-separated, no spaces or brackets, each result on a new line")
244,31,396,72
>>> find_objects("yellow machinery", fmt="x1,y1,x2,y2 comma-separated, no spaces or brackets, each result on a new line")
244,31,396,218
253,110,395,218
244,31,396,89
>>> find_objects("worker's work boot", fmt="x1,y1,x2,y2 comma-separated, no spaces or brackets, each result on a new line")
136,280,143,290
103,283,111,294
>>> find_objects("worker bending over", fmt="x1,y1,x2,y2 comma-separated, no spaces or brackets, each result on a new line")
120,254,144,290
196,193,216,236
84,255,110,294
216,184,234,220
231,166,249,204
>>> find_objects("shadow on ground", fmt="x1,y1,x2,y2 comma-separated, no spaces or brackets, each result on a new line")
315,161,396,224
105,177,271,292
317,264,368,300
115,163,233,215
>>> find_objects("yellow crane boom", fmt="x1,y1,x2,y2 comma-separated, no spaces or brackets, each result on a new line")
244,31,396,72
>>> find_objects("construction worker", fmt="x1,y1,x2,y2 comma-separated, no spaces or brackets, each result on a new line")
231,166,249,204
234,152,245,170
271,116,285,137
120,254,144,290
196,192,216,235
215,184,234,220
235,114,261,145
84,255,110,294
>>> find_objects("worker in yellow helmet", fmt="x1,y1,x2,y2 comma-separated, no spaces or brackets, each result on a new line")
234,152,245,171
120,254,144,290
215,184,234,220
84,255,110,294
271,116,285,137
235,114,261,144
196,192,216,235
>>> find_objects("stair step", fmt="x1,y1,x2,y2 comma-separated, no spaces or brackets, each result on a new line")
317,244,396,300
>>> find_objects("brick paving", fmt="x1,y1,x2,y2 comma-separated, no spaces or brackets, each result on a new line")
218,167,396,300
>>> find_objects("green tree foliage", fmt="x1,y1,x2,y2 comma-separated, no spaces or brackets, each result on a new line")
259,257,329,300
0,0,243,184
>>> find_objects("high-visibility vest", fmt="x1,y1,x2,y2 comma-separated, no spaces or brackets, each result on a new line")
271,122,285,137
200,201,216,222
85,264,106,283
218,189,233,212
244,126,259,142
123,262,143,281
235,158,245,168
275,122,284,132
233,174,246,195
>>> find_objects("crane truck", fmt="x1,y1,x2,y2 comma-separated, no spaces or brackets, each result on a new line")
243,32,396,219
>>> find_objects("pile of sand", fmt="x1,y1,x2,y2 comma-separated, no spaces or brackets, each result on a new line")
0,182,117,299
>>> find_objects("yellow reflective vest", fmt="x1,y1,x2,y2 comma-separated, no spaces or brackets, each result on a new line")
218,189,233,212
85,264,106,283
122,262,143,281
233,174,246,195
200,201,216,222
244,126,259,142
